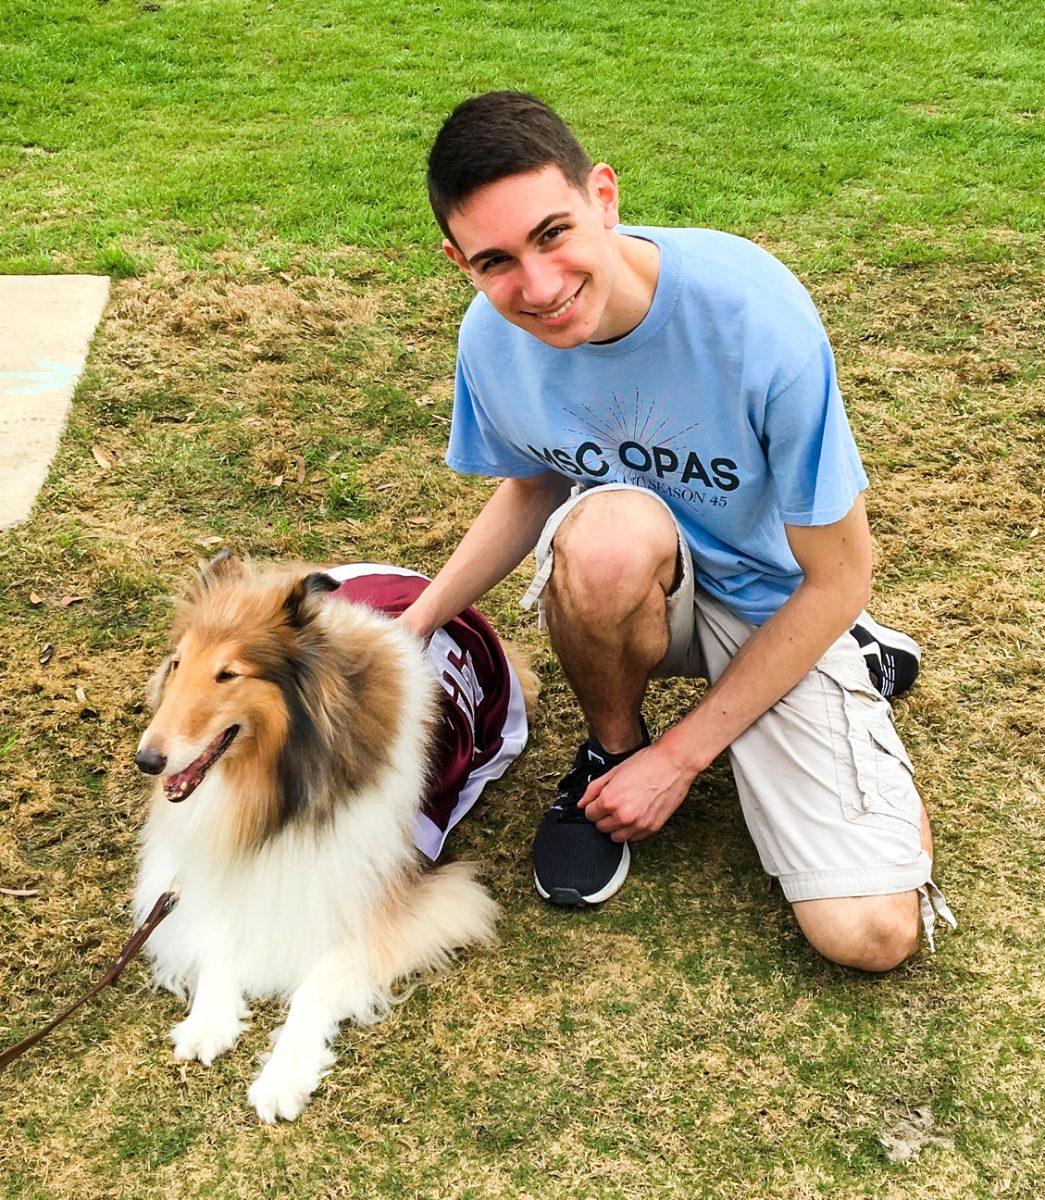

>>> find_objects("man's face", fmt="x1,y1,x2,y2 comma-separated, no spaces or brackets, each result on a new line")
442,163,622,349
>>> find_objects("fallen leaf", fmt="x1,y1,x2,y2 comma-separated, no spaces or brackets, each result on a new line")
29,592,42,605
376,482,397,491
91,444,116,469
59,594,84,608
75,686,87,704
279,271,293,282
406,516,429,527
195,536,224,547
0,888,39,898
39,643,54,666
272,475,284,488
293,455,306,484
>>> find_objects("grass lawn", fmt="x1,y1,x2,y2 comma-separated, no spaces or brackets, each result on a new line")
1,2,1042,1197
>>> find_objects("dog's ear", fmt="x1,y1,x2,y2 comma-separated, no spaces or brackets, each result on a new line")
188,547,245,601
199,547,244,585
146,655,174,711
283,572,339,628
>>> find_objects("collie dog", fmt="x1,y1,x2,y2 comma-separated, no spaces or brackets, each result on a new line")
133,551,530,1122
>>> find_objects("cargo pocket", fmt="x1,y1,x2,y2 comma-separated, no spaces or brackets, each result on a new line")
817,656,921,833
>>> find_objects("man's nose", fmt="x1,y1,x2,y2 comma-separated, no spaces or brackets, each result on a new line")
518,256,562,310
135,745,167,775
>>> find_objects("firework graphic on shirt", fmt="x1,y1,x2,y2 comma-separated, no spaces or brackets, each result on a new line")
562,390,701,457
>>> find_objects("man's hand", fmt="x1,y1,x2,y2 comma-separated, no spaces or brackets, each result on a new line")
578,741,697,843
396,603,430,641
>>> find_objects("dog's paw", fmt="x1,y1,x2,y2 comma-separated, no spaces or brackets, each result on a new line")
247,1048,334,1124
171,1011,247,1065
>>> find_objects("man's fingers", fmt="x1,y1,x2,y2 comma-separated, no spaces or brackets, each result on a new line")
579,768,616,811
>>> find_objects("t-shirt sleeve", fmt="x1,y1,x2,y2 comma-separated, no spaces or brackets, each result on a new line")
764,339,869,526
445,353,548,478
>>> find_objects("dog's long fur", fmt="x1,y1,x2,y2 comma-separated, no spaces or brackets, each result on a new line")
134,553,505,1122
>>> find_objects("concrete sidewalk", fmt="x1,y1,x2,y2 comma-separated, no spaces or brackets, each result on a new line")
1,275,110,530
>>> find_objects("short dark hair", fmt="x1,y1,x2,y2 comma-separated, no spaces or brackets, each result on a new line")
427,92,593,242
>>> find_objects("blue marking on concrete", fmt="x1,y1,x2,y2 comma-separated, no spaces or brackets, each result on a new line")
0,359,79,396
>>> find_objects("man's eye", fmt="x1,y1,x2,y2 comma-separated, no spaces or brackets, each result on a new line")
215,670,238,683
481,255,509,273
169,659,179,672
542,225,567,243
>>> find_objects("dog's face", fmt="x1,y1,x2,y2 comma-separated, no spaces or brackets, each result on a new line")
137,630,267,803
135,552,337,806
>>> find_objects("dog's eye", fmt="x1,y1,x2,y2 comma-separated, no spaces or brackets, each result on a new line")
215,669,238,683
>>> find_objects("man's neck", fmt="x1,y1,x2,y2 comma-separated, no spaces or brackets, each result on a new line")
591,232,661,343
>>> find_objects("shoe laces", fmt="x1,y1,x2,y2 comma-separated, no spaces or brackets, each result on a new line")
552,743,602,823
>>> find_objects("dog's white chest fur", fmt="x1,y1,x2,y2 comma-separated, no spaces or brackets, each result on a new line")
137,774,418,999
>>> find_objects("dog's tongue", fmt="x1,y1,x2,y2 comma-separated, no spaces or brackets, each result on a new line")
163,726,239,803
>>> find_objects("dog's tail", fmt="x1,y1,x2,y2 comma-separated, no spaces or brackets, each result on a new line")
368,862,499,997
504,642,540,718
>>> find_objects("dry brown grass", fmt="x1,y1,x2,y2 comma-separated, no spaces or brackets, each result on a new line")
1,246,1042,1199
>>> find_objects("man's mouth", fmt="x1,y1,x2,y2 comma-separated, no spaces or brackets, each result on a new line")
530,283,583,322
163,725,240,803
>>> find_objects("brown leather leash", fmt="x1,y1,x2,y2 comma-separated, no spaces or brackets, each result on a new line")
0,889,178,1073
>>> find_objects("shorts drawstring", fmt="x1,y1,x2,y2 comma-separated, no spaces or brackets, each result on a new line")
917,879,957,952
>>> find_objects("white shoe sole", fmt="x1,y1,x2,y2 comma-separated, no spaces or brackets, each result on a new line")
854,612,922,662
534,842,632,906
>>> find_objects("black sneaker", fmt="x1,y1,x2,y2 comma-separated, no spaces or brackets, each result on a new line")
532,724,648,908
850,614,922,699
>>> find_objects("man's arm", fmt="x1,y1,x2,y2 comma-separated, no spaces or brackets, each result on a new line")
399,471,572,638
579,494,874,841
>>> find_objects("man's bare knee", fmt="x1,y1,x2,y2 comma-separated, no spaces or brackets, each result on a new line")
552,492,677,605
793,892,921,973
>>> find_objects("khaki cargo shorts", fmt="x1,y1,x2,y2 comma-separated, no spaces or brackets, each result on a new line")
521,483,955,949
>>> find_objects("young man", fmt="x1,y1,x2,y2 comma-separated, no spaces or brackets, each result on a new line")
400,92,954,971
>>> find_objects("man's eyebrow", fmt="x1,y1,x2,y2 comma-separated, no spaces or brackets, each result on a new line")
467,211,573,267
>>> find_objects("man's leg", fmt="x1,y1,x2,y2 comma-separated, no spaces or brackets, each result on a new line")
792,806,933,971
693,592,954,972
527,485,696,907
543,489,679,752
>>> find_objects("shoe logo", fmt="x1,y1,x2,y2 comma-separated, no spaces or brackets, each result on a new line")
587,749,605,765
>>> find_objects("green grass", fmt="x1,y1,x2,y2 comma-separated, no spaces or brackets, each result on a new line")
1,0,1042,274
1,2,1043,1198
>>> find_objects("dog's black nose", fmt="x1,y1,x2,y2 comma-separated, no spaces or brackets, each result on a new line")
135,746,167,775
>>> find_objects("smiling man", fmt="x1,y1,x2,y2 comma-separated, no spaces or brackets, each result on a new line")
399,92,954,970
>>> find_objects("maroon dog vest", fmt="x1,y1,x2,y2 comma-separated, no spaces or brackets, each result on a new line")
325,564,528,860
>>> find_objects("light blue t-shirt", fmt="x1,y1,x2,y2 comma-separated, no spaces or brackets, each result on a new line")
446,226,868,626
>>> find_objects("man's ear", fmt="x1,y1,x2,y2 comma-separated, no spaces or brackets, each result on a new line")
588,162,621,230
442,238,478,287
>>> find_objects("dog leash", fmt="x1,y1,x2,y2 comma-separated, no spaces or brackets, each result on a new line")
0,888,179,1074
